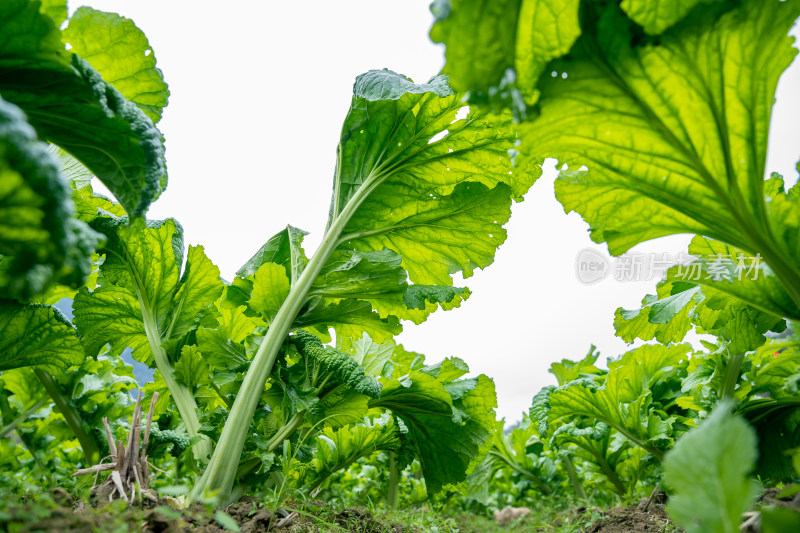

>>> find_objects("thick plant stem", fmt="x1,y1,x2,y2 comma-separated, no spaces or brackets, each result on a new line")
562,454,586,500
386,452,400,510
141,310,211,463
34,369,99,464
191,184,371,503
720,351,746,399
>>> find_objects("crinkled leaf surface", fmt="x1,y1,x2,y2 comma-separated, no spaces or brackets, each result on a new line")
0,0,167,218
0,96,101,299
664,402,759,533
289,330,381,399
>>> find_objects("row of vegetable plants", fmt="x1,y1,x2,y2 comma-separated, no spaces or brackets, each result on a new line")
3,0,800,531
0,0,539,510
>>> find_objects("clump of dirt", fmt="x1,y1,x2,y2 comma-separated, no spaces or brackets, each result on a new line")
585,495,682,533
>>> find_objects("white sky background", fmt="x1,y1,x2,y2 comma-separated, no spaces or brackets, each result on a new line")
74,1,800,423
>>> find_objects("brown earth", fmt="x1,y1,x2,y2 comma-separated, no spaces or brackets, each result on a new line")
1,493,418,533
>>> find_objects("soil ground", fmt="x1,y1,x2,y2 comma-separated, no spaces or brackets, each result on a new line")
6,487,800,532
1,494,432,533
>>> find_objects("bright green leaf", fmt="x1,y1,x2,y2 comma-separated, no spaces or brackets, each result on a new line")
63,7,169,123
664,401,759,533
174,345,210,393
620,0,725,35
0,301,83,373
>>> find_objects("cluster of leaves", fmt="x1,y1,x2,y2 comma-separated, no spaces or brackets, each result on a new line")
432,0,800,530
2,0,540,511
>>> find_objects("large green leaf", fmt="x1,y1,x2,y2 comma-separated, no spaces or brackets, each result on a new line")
333,69,538,287
370,364,496,494
0,301,83,373
0,0,168,218
664,402,759,533
546,0,800,257
0,96,101,299
74,218,223,363
63,7,169,123
433,0,800,304
192,70,533,501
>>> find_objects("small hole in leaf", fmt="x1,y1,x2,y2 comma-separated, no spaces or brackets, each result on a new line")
429,130,449,144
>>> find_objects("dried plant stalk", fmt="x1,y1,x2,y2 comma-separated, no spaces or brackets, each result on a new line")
73,391,160,504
